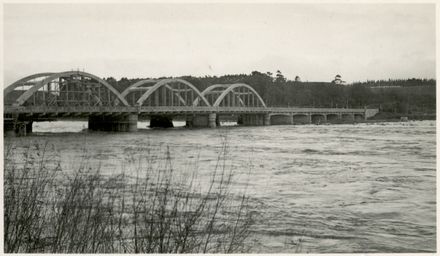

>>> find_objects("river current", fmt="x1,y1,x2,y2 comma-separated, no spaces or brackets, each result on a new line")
5,120,436,253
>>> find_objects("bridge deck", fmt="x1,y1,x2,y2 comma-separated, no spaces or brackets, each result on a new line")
4,105,367,115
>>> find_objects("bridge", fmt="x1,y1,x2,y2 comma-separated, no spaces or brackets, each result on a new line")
4,71,378,136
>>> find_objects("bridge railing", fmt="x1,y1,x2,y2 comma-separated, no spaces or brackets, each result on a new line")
267,107,366,113
138,106,269,114
4,105,371,115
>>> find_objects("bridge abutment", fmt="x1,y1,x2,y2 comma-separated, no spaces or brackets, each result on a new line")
88,114,138,132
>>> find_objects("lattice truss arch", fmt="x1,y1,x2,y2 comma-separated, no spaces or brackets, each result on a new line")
196,83,267,108
4,71,129,107
121,78,210,107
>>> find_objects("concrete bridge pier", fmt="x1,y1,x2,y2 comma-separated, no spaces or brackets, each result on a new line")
190,113,217,128
88,114,138,132
4,118,32,137
264,114,271,126
185,115,194,127
209,113,217,128
4,119,16,137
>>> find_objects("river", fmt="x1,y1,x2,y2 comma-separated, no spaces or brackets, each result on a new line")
4,120,436,253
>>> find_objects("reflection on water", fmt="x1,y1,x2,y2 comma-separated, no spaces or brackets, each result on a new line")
6,120,436,253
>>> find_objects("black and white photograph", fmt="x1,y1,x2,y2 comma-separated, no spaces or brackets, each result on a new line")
2,1,437,254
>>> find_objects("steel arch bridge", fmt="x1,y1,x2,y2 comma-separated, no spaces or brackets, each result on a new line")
4,71,374,136
121,78,211,107
4,72,267,110
4,71,129,107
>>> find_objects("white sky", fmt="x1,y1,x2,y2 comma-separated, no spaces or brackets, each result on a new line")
3,3,436,85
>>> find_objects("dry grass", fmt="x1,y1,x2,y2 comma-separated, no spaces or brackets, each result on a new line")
4,140,254,253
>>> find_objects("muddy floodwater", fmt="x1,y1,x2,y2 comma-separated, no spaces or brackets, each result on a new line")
5,120,436,253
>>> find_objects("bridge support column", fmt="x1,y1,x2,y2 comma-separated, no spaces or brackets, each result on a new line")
88,114,138,132
264,114,271,126
191,114,214,128
26,121,33,134
4,118,31,137
185,115,194,127
307,114,312,124
258,114,265,125
4,119,16,137
209,113,217,128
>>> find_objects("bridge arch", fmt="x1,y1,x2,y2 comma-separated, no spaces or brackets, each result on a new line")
9,71,129,107
269,113,292,125
123,78,210,107
311,113,327,124
199,83,267,108
193,84,230,106
4,72,55,97
292,114,310,124
354,113,365,122
326,113,340,123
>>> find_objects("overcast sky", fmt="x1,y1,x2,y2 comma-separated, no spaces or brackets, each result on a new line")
3,3,436,85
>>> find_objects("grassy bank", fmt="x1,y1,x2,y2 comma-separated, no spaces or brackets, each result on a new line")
4,142,254,253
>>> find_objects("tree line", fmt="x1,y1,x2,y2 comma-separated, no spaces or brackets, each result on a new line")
104,71,436,117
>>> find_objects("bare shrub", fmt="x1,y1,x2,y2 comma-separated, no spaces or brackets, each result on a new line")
4,140,254,253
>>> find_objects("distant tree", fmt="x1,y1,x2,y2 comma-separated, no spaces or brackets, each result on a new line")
275,70,286,84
